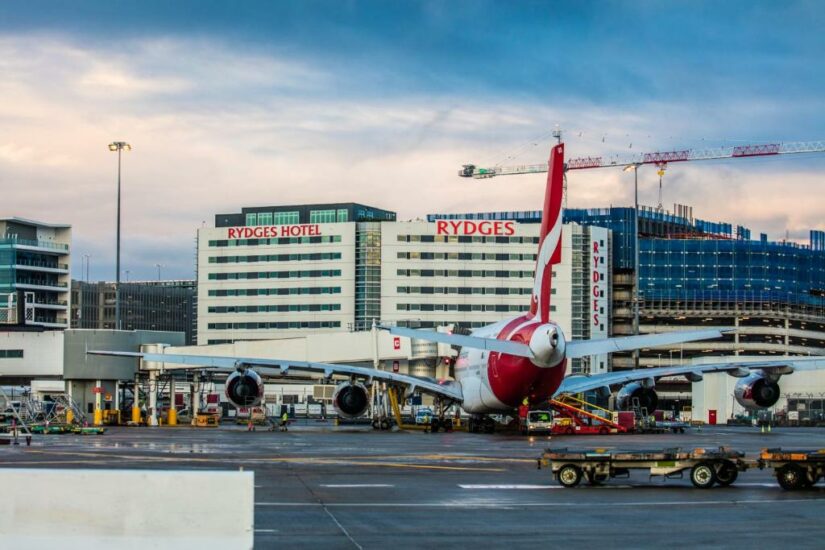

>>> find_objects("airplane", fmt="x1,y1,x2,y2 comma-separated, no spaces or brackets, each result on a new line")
90,142,825,432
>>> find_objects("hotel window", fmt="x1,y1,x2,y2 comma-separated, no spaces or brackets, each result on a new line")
257,212,273,225
274,211,299,225
245,213,257,226
310,209,336,223
337,209,348,222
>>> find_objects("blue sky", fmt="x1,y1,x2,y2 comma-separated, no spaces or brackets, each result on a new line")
1,1,824,280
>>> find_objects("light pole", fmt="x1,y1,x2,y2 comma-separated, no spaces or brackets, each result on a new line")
109,141,131,330
82,254,90,282
155,263,164,281
624,162,643,368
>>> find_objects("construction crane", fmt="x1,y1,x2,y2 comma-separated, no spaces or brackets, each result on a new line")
459,140,825,179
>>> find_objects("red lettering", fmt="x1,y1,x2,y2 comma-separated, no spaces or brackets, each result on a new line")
593,256,599,270
434,219,522,235
228,228,238,238
592,285,600,298
593,298,599,311
593,313,599,326
593,241,600,253
592,271,600,283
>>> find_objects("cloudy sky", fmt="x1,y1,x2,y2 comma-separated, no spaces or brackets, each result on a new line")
1,1,824,280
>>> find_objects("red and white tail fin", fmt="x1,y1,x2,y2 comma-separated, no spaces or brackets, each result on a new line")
529,143,565,323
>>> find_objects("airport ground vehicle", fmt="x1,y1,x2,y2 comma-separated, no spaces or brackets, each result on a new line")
539,447,748,488
760,448,825,490
522,410,553,435
540,446,825,490
415,408,434,425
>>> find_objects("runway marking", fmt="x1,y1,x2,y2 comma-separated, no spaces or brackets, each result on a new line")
0,460,112,466
12,450,505,472
323,506,363,550
321,484,395,488
459,484,561,490
255,497,825,508
305,460,505,472
404,454,535,463
255,529,280,533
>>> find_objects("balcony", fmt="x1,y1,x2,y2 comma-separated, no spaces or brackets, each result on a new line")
14,260,69,274
31,319,69,329
16,278,69,292
0,237,69,254
34,300,69,310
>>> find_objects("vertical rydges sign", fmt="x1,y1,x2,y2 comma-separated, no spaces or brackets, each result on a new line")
590,238,607,329
589,228,609,374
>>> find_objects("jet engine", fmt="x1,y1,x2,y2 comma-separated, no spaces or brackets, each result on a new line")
734,372,781,410
528,323,566,368
616,382,659,412
333,381,370,419
225,369,264,408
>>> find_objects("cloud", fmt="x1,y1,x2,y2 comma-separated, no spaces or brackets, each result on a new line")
0,33,823,282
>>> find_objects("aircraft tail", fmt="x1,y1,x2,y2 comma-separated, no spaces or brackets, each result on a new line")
529,143,565,323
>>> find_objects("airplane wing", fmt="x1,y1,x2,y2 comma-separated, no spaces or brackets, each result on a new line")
383,325,728,358
88,350,463,402
381,325,534,358
554,356,825,396
565,329,730,359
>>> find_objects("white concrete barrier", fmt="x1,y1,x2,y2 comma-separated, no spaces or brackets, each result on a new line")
0,469,254,549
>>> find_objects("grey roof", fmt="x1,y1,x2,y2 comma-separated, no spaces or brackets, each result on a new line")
0,217,71,229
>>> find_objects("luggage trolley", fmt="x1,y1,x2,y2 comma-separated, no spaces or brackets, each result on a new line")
539,447,749,488
759,448,825,490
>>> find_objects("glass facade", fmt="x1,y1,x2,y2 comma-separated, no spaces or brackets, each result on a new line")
216,203,396,229
640,239,825,305
0,232,71,326
355,222,382,331
812,230,825,252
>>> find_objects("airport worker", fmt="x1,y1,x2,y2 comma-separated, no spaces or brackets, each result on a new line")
280,410,289,432
518,398,529,430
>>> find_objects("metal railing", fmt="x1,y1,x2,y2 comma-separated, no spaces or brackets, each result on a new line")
16,279,68,288
14,259,69,270
0,237,68,251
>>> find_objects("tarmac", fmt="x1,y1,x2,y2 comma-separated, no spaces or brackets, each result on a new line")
4,421,825,548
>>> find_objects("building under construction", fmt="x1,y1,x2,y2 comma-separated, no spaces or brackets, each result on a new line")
437,204,825,409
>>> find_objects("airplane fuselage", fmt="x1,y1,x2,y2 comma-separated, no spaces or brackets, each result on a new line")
454,314,567,414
